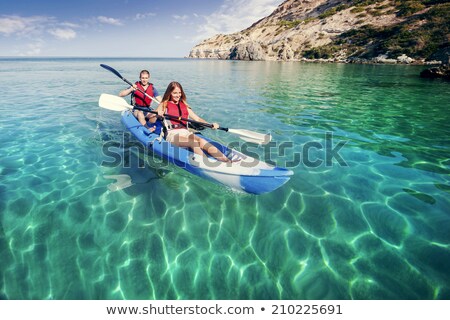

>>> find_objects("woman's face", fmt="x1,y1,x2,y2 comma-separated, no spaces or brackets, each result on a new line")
170,87,182,103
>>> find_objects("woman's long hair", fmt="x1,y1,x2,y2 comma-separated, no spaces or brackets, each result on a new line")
160,81,189,110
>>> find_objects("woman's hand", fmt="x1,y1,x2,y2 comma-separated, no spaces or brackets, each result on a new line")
211,122,219,130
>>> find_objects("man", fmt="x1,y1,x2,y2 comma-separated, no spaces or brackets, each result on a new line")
119,69,161,132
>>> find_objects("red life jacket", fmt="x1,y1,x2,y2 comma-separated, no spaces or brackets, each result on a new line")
166,101,189,127
133,81,154,107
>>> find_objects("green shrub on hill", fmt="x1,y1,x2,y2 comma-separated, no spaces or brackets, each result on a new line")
319,8,337,19
279,20,302,28
302,45,343,59
351,6,366,13
331,2,450,59
318,3,350,20
413,0,449,5
351,0,380,6
395,1,426,16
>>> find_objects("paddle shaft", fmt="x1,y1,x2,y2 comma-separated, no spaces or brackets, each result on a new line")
99,93,270,144
133,106,228,131
100,64,231,131
100,64,160,105
99,64,275,140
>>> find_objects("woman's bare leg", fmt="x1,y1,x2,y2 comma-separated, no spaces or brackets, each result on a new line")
196,137,230,162
171,134,204,157
170,132,239,162
133,110,146,126
146,113,157,124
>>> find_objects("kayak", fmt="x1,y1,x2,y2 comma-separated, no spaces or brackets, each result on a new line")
120,110,293,194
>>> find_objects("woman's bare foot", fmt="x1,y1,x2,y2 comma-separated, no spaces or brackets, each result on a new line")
218,156,241,163
144,124,156,132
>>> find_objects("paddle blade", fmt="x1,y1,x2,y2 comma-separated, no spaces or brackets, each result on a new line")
100,64,123,79
98,93,133,112
228,129,272,145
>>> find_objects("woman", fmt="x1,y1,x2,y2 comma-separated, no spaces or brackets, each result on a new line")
157,81,234,163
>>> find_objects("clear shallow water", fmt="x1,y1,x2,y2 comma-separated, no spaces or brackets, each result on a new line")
0,58,449,299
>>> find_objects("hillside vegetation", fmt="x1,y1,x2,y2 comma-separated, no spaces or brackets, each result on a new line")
189,0,450,64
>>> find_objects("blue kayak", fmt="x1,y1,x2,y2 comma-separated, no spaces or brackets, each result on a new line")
121,110,293,194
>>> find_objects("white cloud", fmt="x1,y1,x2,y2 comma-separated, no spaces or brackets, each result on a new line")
0,15,51,36
11,40,45,56
60,22,81,28
0,15,79,57
48,28,77,40
195,0,281,41
97,16,123,26
0,16,26,35
134,12,156,20
173,15,189,21
21,42,43,56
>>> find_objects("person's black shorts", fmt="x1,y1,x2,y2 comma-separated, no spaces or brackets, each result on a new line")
133,106,154,117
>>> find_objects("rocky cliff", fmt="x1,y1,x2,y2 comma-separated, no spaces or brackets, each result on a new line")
189,0,450,64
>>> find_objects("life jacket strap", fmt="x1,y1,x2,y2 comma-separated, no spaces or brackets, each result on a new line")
166,123,187,130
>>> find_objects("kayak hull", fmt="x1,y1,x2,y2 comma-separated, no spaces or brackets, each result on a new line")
120,111,293,194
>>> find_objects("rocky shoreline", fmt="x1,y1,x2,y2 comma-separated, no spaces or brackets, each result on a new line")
420,65,450,80
187,49,449,79
189,0,449,72
187,52,444,66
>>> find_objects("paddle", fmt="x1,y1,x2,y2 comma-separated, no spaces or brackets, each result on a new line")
99,64,271,144
101,63,210,130
100,63,161,105
98,93,271,144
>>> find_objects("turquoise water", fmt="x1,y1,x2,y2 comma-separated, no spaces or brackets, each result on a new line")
0,58,449,299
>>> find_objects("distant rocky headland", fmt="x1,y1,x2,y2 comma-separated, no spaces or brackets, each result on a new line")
188,0,450,66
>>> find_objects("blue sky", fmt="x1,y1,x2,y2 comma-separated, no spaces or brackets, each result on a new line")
0,0,282,57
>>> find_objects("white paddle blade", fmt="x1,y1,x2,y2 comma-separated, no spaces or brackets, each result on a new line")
228,129,272,145
98,93,133,112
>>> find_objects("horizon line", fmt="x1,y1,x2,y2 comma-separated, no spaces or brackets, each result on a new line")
0,56,188,59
